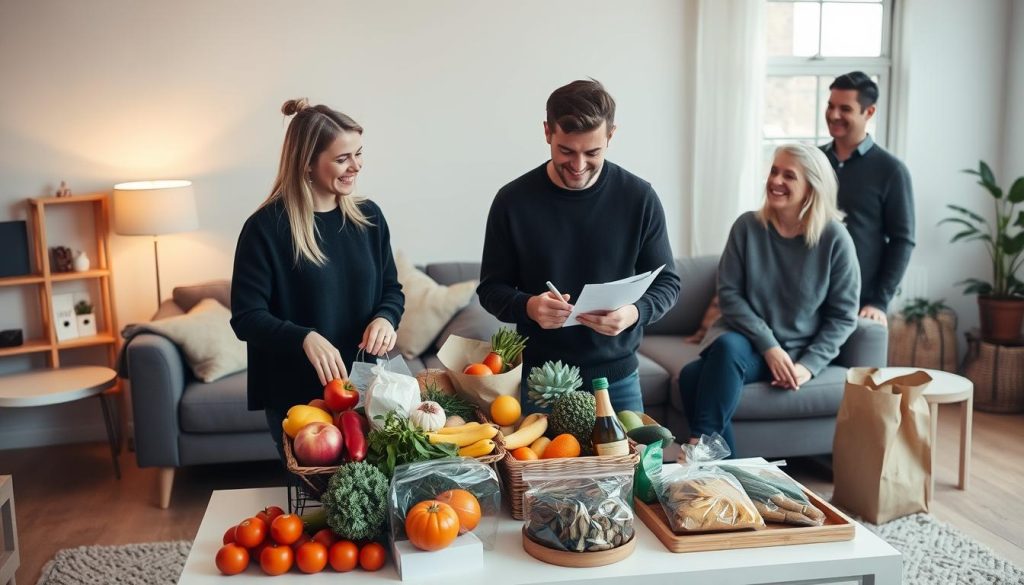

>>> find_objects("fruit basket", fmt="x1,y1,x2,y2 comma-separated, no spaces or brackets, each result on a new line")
498,441,640,520
283,436,339,501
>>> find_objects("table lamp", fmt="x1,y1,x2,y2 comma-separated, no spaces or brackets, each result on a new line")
113,180,198,308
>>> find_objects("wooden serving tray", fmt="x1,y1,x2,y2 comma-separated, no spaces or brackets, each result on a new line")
634,486,855,553
521,527,637,567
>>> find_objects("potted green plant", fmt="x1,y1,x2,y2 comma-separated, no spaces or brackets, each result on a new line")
940,160,1024,344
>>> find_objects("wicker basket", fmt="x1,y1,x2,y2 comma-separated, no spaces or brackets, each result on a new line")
962,331,1024,413
498,442,640,520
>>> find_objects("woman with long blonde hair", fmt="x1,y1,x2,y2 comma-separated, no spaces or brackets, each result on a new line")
678,143,860,456
231,98,404,454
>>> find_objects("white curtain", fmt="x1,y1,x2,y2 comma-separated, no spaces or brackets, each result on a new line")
686,0,766,256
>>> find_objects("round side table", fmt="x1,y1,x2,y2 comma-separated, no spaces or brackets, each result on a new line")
0,366,122,479
873,367,972,501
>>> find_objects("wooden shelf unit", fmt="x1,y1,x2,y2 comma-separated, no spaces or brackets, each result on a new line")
0,193,119,369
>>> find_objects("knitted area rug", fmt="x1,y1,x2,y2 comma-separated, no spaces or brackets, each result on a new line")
33,517,1024,584
867,513,1024,585
34,541,191,585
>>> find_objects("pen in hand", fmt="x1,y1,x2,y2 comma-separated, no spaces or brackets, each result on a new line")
545,280,567,302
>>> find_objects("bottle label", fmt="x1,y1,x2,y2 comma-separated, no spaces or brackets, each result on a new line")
595,439,629,456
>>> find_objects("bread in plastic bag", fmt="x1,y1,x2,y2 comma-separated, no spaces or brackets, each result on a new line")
654,433,763,533
718,463,825,526
388,457,501,550
522,467,635,552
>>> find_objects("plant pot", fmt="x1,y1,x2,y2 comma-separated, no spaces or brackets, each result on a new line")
76,313,97,337
978,295,1024,345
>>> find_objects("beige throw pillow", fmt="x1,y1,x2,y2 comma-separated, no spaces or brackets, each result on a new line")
394,250,477,359
146,297,246,382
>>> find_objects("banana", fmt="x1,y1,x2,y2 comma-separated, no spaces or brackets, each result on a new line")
437,422,482,434
428,424,498,447
458,438,496,457
518,412,544,429
530,436,551,458
502,414,548,450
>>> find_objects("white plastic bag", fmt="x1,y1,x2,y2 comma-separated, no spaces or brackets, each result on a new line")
365,364,420,429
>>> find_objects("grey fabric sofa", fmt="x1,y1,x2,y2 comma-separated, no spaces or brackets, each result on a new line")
126,257,886,507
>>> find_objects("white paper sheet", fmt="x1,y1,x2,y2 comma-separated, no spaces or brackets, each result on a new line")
562,264,666,327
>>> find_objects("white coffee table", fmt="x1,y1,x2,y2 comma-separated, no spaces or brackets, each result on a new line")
178,487,901,584
872,367,973,498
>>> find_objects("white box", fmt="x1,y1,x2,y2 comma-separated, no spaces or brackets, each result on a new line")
51,293,78,341
391,531,483,580
76,314,97,337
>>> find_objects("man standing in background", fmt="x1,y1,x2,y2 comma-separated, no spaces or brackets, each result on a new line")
822,71,915,325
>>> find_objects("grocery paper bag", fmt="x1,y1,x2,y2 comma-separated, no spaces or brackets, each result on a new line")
436,334,522,412
832,367,932,524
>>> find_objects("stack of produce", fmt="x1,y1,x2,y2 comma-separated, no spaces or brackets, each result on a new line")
463,327,528,376
213,501,387,576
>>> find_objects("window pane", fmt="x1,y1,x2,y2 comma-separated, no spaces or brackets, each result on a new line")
818,74,880,138
820,3,883,57
764,76,818,139
766,2,820,57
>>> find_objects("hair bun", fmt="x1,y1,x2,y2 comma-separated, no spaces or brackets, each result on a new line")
281,98,310,116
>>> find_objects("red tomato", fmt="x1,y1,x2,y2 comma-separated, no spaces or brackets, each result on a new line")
290,533,312,551
270,514,304,545
222,525,237,545
259,543,294,576
256,505,285,525
482,351,504,375
328,540,358,572
359,542,387,571
215,543,249,575
234,517,267,548
312,528,338,548
295,541,328,574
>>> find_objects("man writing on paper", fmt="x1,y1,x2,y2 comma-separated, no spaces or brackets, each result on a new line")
477,79,680,414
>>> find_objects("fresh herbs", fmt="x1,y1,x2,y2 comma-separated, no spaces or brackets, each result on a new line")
423,385,477,421
367,410,458,478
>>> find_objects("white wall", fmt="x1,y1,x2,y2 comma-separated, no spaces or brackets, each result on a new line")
0,0,690,448
1006,0,1024,182
897,0,1013,343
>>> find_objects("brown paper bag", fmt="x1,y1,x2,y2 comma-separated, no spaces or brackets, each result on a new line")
436,334,523,411
831,367,932,524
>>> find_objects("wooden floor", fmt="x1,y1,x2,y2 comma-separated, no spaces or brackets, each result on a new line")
2,404,1022,584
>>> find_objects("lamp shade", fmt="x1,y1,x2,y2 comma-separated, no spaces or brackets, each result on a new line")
113,180,198,235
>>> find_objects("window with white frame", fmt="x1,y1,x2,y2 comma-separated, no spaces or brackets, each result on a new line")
763,0,894,165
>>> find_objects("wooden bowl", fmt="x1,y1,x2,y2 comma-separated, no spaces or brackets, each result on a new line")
521,527,636,567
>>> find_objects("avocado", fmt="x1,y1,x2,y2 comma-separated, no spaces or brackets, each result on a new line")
627,424,675,447
616,410,644,432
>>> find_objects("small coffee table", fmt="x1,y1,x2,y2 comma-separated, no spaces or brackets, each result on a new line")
178,487,901,584
873,367,973,498
0,366,122,479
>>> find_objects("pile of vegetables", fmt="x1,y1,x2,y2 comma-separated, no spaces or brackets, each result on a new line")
367,411,459,477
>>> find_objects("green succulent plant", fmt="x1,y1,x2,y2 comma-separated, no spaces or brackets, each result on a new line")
527,360,583,409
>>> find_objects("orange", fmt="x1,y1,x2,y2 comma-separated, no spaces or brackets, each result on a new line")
489,395,521,426
511,446,538,461
541,434,581,459
463,363,493,376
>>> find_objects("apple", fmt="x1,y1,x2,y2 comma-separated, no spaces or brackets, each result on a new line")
308,398,331,412
292,422,344,466
324,378,359,412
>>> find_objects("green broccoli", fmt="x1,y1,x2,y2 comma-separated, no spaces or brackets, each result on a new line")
320,461,389,541
549,391,596,453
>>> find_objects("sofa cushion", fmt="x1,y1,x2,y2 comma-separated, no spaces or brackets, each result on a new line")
145,298,247,382
434,298,505,351
638,353,670,409
425,262,481,286
179,371,268,433
394,251,477,358
645,256,718,336
173,280,231,312
641,335,846,421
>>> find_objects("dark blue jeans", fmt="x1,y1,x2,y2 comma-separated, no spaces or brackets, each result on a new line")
678,332,770,455
522,369,643,415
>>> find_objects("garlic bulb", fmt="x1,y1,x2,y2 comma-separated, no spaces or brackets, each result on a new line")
410,401,447,432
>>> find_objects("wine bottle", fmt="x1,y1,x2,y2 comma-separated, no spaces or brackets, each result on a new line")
590,377,629,456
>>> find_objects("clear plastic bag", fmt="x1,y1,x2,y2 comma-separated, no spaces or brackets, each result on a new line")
654,433,764,533
365,361,420,430
718,462,825,526
521,467,635,552
388,457,501,550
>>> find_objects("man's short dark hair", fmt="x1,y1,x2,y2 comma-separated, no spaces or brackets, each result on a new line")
829,71,879,111
546,79,616,134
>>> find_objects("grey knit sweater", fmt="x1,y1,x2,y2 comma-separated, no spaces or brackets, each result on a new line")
700,211,860,376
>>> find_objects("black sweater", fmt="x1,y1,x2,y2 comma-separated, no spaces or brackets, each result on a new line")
230,199,404,412
478,162,680,385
